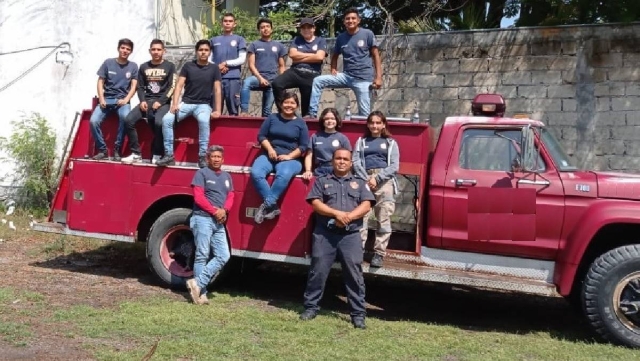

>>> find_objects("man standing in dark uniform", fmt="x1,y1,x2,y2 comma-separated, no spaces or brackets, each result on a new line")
301,148,375,329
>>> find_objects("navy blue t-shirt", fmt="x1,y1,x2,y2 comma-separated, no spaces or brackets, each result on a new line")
248,40,287,81
210,34,247,79
179,61,222,105
257,114,309,156
334,28,377,81
97,58,139,99
362,136,388,170
310,131,352,175
290,36,327,73
191,167,234,217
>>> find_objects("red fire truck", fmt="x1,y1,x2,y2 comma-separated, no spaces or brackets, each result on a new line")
34,94,640,347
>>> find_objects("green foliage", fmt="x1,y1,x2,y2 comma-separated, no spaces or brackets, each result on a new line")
207,7,299,42
0,113,57,210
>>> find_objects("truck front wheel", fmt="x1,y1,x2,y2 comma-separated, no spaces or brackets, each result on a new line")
582,245,640,347
146,208,195,289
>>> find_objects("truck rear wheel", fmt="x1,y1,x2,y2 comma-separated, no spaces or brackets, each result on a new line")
146,208,195,289
582,245,640,347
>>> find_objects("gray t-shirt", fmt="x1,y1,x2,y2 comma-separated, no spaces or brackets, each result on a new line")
290,36,327,73
248,39,287,81
97,58,139,99
334,28,377,81
310,131,352,175
191,167,234,217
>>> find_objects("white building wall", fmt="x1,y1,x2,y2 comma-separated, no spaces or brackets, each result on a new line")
0,0,156,184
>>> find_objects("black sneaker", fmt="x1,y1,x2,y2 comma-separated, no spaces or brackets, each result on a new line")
92,151,107,160
156,155,175,167
113,149,121,161
198,156,207,168
299,309,317,321
264,205,281,220
370,254,384,268
254,203,268,224
352,317,366,329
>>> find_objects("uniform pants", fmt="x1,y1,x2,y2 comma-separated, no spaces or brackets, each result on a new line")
221,79,241,116
271,68,319,117
360,176,396,256
303,230,366,318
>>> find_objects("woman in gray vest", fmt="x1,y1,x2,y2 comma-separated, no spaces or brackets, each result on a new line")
302,108,352,179
352,111,399,268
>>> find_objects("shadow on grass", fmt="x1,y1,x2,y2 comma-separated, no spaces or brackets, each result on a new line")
32,244,599,345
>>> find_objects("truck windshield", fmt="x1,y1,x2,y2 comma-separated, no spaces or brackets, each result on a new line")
540,128,578,171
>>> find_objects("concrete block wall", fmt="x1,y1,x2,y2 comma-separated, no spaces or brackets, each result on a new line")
166,22,640,172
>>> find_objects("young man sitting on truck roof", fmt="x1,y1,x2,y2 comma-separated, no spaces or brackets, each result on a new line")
271,17,327,118
121,39,177,164
239,18,287,117
90,38,139,161
156,40,223,168
307,8,382,118
186,145,235,305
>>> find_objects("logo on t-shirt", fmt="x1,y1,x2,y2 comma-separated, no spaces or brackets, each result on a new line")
149,82,160,93
350,181,359,189
380,143,387,149
332,139,340,147
357,40,365,47
271,46,278,52
206,180,216,184
125,72,132,79
231,40,237,47
312,44,318,51
225,180,230,188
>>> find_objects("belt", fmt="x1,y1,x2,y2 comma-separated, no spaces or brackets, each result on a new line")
293,67,320,75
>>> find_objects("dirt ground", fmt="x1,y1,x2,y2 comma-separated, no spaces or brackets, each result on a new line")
0,228,599,360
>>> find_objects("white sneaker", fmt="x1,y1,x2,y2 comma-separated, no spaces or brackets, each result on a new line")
151,155,161,164
121,154,142,164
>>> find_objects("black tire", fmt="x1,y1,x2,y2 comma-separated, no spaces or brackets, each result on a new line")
582,245,640,348
146,208,194,289
146,208,238,290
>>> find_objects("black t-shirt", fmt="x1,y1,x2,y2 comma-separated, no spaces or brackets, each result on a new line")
137,60,176,104
179,61,222,104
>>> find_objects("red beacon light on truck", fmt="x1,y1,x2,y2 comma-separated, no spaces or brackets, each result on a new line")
471,93,506,117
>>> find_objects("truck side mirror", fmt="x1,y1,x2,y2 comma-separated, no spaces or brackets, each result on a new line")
520,125,538,172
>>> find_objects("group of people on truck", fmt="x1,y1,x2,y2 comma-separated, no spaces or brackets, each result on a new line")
89,8,393,328
89,8,381,168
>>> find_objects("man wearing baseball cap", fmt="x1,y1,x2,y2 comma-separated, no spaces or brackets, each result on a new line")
271,17,327,118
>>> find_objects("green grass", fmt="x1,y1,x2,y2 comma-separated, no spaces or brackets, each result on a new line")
50,293,637,361
0,287,45,347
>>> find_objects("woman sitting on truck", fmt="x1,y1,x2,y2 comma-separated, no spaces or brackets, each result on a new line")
250,92,309,224
352,110,399,268
302,107,352,179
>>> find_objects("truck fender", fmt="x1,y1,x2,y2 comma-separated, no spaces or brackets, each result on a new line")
555,200,640,295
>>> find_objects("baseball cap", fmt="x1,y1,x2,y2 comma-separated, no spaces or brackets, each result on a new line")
298,18,315,27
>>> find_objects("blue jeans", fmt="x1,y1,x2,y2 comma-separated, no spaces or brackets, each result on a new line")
240,76,275,117
161,103,211,156
250,154,302,207
190,214,230,291
89,99,129,152
309,73,372,117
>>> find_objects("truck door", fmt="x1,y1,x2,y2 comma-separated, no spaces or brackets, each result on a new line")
441,126,565,260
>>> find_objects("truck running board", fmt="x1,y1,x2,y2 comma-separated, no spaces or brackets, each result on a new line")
32,222,135,243
231,249,559,297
